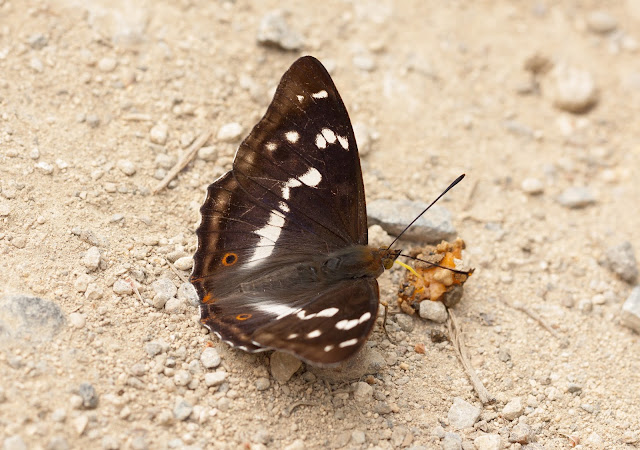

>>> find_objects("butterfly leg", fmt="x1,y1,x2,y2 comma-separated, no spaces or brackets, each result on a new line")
379,299,396,344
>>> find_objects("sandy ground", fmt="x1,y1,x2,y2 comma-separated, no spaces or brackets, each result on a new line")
1,1,640,449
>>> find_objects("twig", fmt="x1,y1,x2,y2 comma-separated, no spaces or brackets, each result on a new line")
126,277,145,305
509,300,569,348
121,113,152,121
282,401,318,417
463,179,479,211
152,128,213,194
447,308,495,405
166,258,189,284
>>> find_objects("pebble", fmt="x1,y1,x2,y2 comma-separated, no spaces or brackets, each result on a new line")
217,122,244,142
333,431,351,448
586,10,618,34
73,414,89,435
86,114,100,128
567,382,583,394
200,347,221,369
256,10,304,51
550,64,598,113
47,436,70,450
474,434,502,450
367,199,456,243
197,146,218,161
0,203,11,216
353,381,373,402
101,435,119,450
352,122,372,156
164,297,186,314
521,177,544,195
419,300,448,323
173,256,193,271
391,427,410,447
150,278,177,309
178,282,199,307
255,377,270,391
30,56,44,72
442,433,462,450
82,246,101,271
502,397,524,420
603,241,638,283
556,186,596,208
0,295,66,342
173,399,193,421
621,286,640,333
394,313,415,332
270,351,301,383
78,382,99,409
150,123,168,145
448,397,481,430
35,161,54,174
509,423,533,444
145,339,169,357
28,33,48,49
3,435,27,450
85,283,103,300
351,430,366,445
283,439,305,450
173,370,192,387
155,153,175,169
117,159,137,176
69,312,86,329
113,279,134,295
310,347,386,381
98,57,117,72
353,52,376,72
204,371,227,387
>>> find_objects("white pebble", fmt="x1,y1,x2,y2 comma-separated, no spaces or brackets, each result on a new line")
586,10,617,34
521,177,544,195
173,370,192,387
164,297,186,314
117,159,137,176
35,161,54,174
551,64,598,113
204,371,227,387
69,312,86,329
83,246,101,271
85,283,103,300
150,123,168,145
174,256,193,271
419,300,448,323
197,146,218,161
113,279,134,295
200,347,221,369
217,123,244,142
98,57,117,72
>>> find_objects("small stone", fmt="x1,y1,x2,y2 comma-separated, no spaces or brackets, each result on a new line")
391,427,410,448
74,274,93,292
69,312,86,329
113,279,134,295
3,435,27,450
197,146,218,161
173,370,192,387
117,159,137,176
442,433,462,450
144,341,164,357
73,415,89,435
351,430,366,445
51,408,66,422
374,401,392,414
550,64,598,113
255,377,270,391
30,57,44,72
508,423,533,444
150,123,168,145
448,397,481,430
521,177,544,195
283,439,305,450
98,57,117,72
178,282,199,307
352,122,372,156
173,399,193,421
502,397,524,420
419,300,448,323
101,435,119,450
353,381,373,402
217,122,244,142
0,203,11,216
353,52,376,72
82,246,101,271
28,33,48,49
556,186,596,208
204,371,227,387
270,351,302,383
257,10,304,51
200,347,221,369
368,199,456,243
155,153,175,169
474,434,502,450
84,283,103,300
78,383,99,409
86,114,100,128
621,286,640,332
150,278,177,309
603,241,638,283
586,10,618,34
47,436,70,450
173,256,193,271
164,297,186,314
35,161,54,174
567,382,583,394
395,313,414,332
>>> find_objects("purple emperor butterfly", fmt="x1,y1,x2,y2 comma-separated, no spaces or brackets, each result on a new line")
190,56,402,366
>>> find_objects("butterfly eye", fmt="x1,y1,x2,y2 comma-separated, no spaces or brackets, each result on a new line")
222,252,238,266
235,313,252,321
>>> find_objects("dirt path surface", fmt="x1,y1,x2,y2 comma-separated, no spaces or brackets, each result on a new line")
1,1,639,449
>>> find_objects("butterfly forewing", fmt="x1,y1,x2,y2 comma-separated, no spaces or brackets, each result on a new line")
191,56,381,366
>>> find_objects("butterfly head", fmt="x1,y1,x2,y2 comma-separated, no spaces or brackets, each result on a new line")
379,248,402,270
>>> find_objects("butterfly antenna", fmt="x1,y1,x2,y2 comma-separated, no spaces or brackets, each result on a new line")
399,253,474,276
386,174,465,250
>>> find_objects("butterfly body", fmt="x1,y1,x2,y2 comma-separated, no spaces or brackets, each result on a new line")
191,56,400,366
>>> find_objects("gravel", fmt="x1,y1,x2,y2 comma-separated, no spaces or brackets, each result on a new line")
216,122,244,142
270,351,301,383
621,286,640,332
603,241,638,283
83,246,101,271
556,186,596,208
200,347,221,369
448,397,481,430
77,383,99,409
150,123,169,145
419,300,448,323
502,397,524,420
204,371,227,387
256,10,304,50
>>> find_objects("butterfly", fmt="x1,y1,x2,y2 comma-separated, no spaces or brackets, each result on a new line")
190,56,402,366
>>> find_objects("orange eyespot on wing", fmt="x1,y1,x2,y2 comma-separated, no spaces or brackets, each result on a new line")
222,252,238,266
235,313,252,321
